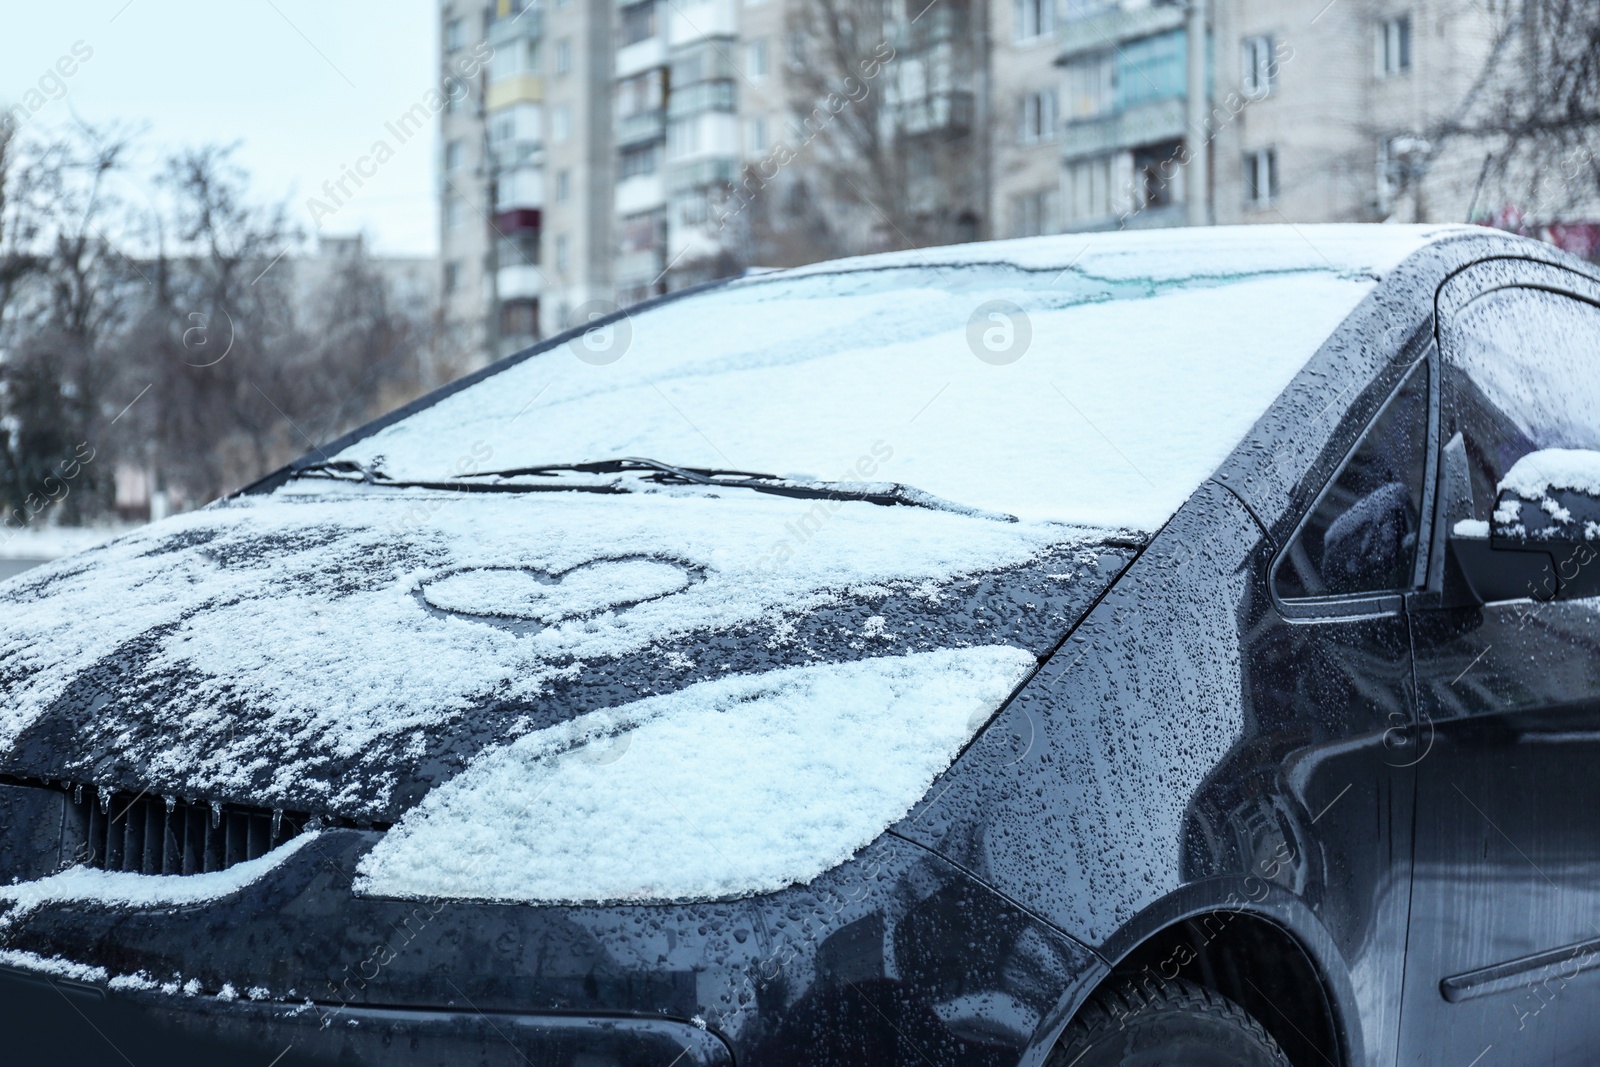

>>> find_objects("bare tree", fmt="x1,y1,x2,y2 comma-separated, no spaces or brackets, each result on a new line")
1433,1,1600,228
0,121,141,524
750,0,984,264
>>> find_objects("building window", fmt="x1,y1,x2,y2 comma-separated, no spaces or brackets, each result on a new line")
747,116,769,154
1011,189,1056,237
1065,156,1113,222
747,39,769,82
1014,0,1054,41
556,38,572,75
1244,148,1279,208
667,117,703,161
556,169,572,202
445,139,467,171
1241,35,1276,99
552,104,572,142
501,299,539,339
618,70,664,117
445,16,465,51
620,210,664,253
445,196,467,231
1118,29,1187,110
1133,141,1183,210
556,234,571,273
1020,90,1057,143
1063,53,1114,119
620,2,657,46
1379,14,1412,76
620,143,660,178
443,261,461,294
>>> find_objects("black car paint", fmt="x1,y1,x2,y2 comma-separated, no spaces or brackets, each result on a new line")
2,231,1598,1067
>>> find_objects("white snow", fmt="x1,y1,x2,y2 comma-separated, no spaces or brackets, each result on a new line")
1499,449,1600,499
421,558,691,621
774,224,1469,284
355,645,1038,903
0,834,318,915
0,948,107,984
0,491,1092,812
334,228,1458,530
1453,519,1490,538
0,523,136,561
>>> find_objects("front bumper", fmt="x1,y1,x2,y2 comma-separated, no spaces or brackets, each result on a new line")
0,825,1104,1066
1,963,730,1066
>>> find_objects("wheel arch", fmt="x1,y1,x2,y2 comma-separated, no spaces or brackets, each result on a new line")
1026,887,1355,1067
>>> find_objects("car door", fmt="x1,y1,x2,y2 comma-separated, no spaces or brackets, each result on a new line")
1400,263,1600,1065
1231,343,1435,1067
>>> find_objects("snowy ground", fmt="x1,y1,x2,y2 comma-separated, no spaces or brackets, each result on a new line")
0,524,140,578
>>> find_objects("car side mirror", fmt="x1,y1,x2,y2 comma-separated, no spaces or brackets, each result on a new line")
1447,449,1600,604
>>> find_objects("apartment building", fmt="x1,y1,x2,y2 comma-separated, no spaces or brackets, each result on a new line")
1211,0,1501,226
437,0,613,364
439,0,804,360
439,0,1520,363
1027,0,1503,234
995,0,1067,238
437,5,493,361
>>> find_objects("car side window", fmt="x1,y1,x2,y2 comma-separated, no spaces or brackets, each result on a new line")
1275,361,1429,599
1443,287,1600,520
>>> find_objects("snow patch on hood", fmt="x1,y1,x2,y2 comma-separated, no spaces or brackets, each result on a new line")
0,833,317,916
355,645,1037,904
0,491,1091,813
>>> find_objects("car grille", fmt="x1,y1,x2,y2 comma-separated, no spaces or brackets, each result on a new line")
64,784,316,875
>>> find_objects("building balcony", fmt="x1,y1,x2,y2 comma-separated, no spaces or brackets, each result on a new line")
497,264,543,301
616,108,667,147
616,36,666,79
495,166,544,212
1061,96,1188,161
666,80,736,119
892,5,971,52
1057,2,1185,60
615,248,667,286
667,157,735,195
895,91,975,137
487,8,542,46
616,173,667,214
491,139,544,170
487,75,543,110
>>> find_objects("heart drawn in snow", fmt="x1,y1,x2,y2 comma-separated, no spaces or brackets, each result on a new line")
420,557,697,626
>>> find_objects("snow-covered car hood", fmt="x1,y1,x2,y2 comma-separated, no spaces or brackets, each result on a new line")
0,487,1134,836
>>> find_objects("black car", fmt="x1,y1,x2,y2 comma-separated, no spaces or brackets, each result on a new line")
3,224,1600,1066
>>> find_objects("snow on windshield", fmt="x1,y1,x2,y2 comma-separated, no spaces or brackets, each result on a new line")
335,228,1458,529
356,645,1037,904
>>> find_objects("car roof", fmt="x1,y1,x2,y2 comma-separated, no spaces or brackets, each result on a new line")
766,223,1480,285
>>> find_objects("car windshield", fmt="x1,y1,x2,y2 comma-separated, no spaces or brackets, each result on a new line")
332,256,1382,529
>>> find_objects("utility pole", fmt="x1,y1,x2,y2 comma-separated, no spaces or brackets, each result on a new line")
1186,0,1211,227
480,62,501,364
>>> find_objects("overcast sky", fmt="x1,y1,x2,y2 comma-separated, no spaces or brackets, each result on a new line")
3,0,440,256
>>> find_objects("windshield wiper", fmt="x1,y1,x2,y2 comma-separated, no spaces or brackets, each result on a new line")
286,458,633,495
290,456,1012,518
459,457,783,486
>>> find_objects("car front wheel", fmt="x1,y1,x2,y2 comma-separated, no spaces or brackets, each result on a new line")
1048,975,1292,1067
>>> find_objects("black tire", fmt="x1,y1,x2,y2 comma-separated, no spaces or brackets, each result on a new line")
1047,975,1292,1067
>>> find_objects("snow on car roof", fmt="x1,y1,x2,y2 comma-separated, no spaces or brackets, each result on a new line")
335,225,1471,530
773,223,1473,282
